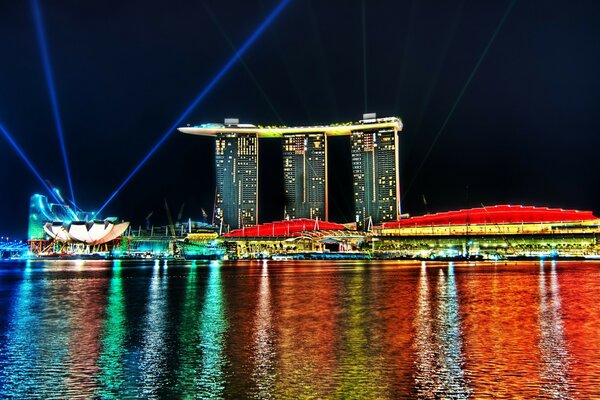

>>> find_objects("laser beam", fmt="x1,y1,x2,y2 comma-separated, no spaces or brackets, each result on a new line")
361,0,368,112
0,121,61,204
202,1,284,124
31,0,76,208
96,0,292,216
402,0,517,200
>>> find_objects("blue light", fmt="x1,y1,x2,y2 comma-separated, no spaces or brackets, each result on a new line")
31,0,76,208
0,121,61,204
95,0,292,216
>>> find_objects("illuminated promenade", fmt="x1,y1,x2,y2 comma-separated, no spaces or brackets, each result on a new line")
207,205,600,260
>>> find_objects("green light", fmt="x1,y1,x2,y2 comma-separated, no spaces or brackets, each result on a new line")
198,261,228,396
0,267,39,396
174,264,201,394
335,268,385,398
96,267,126,398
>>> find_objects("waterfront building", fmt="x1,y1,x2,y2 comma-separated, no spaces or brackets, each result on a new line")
221,218,359,258
27,193,129,255
215,132,259,230
213,205,600,260
373,204,600,259
179,115,403,228
282,133,327,220
351,126,401,229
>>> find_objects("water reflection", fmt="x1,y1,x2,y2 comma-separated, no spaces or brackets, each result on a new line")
380,261,419,397
252,262,275,398
64,262,107,396
538,261,572,397
414,262,435,397
414,263,470,398
175,260,202,394
336,265,386,398
0,260,598,398
439,264,470,397
0,261,110,397
140,260,169,397
0,264,41,397
198,261,229,397
273,261,338,398
96,261,127,398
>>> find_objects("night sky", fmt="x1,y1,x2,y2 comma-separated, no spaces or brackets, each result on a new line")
1,0,599,239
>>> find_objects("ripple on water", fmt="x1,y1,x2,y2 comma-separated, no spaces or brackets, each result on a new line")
0,260,598,398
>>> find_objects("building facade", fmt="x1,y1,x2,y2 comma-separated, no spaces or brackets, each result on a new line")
180,116,402,228
351,128,400,229
282,133,327,220
215,133,258,230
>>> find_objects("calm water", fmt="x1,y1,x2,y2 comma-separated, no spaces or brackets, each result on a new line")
0,259,599,399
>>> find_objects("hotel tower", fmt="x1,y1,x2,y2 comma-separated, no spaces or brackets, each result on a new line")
179,114,402,230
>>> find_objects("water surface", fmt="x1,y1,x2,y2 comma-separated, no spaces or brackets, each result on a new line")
0,259,599,398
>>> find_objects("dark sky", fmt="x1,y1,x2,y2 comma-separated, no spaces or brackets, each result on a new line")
1,0,599,238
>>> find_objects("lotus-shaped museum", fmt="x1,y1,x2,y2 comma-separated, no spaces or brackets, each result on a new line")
28,193,129,244
43,220,130,245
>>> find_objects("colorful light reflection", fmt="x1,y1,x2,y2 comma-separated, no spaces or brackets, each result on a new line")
538,261,572,397
252,263,275,398
414,265,470,398
96,263,126,398
197,261,228,397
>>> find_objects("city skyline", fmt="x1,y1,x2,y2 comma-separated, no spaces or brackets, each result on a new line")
181,116,402,230
1,0,600,238
20,115,408,240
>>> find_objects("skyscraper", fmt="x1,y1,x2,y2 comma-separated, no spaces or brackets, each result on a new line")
179,116,402,229
215,133,258,230
351,127,400,229
282,133,327,220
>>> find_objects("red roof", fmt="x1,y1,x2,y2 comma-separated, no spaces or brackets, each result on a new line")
223,218,347,237
380,205,598,229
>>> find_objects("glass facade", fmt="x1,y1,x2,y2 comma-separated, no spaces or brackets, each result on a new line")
215,133,258,230
195,117,402,229
351,129,399,229
282,133,327,220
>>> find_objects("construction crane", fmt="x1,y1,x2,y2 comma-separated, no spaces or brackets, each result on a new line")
163,199,177,238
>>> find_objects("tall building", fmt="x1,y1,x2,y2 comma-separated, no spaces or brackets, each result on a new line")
179,116,402,228
351,127,400,229
282,133,327,220
215,133,258,230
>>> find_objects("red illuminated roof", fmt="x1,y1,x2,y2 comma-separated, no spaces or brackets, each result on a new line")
380,205,598,229
223,218,347,237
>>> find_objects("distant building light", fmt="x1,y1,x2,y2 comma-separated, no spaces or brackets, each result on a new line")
362,113,377,123
224,118,239,125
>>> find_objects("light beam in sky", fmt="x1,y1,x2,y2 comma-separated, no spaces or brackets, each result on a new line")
96,0,292,216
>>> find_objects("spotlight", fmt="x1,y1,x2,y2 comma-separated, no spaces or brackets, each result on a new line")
0,121,61,204
31,0,76,207
96,0,292,216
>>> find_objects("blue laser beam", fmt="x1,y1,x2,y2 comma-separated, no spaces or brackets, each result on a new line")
202,1,284,124
361,0,368,113
96,0,292,216
31,0,76,208
0,121,62,204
